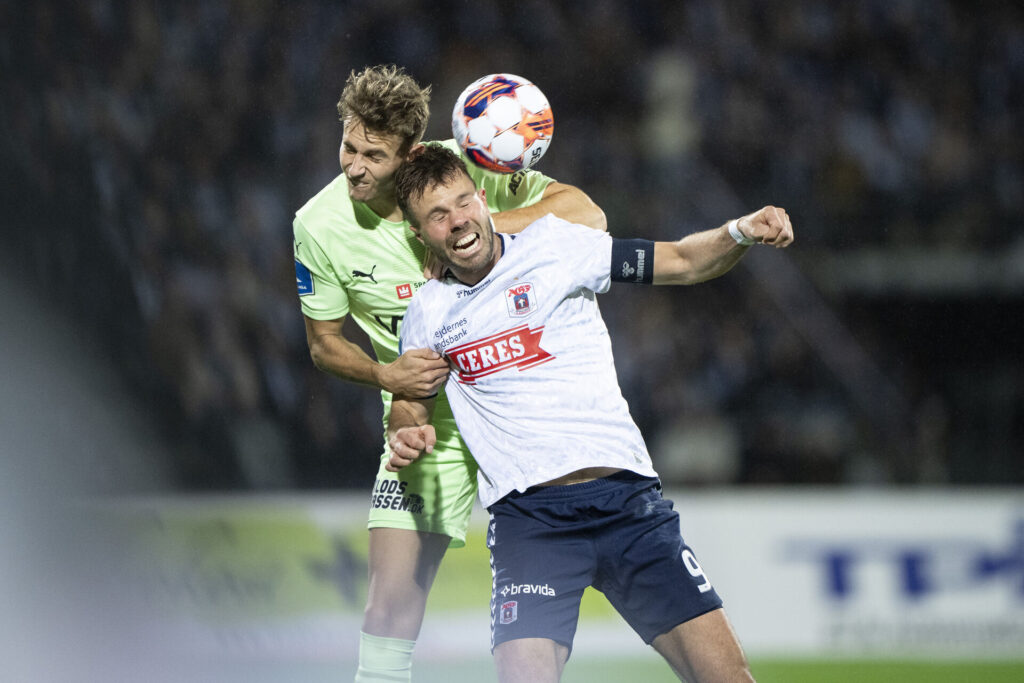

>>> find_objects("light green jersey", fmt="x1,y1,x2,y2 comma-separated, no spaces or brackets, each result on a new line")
293,139,553,454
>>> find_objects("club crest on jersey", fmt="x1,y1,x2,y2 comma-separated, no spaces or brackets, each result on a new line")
446,324,554,384
505,282,536,318
396,283,413,299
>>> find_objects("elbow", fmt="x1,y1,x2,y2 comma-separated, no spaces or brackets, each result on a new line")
553,183,607,232
587,203,608,232
581,194,602,232
308,341,329,373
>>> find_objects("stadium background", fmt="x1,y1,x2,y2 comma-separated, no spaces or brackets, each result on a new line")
1,1,1022,681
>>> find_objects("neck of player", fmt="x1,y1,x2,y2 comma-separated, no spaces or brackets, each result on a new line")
367,195,404,223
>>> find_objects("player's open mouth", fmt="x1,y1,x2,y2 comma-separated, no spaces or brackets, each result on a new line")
453,234,479,252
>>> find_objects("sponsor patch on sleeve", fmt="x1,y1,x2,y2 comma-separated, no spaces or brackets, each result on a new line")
295,259,315,296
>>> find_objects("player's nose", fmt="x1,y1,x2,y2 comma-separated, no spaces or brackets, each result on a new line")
346,155,366,177
451,205,475,230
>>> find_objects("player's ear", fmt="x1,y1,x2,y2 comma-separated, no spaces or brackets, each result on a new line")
405,143,426,162
408,223,423,242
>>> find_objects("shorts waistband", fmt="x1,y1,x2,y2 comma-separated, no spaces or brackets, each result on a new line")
503,470,658,501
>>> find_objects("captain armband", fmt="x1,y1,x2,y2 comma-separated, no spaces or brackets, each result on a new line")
610,238,655,284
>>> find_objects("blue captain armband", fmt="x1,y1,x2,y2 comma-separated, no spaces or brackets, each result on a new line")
610,238,655,284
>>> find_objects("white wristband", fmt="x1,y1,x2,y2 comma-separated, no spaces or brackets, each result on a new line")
728,218,755,246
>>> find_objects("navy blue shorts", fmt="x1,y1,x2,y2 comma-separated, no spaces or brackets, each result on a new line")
486,471,723,651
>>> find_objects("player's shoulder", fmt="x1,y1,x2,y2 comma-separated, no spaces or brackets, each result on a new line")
414,277,452,304
518,214,592,244
402,278,447,327
410,275,471,314
506,217,607,271
295,174,356,231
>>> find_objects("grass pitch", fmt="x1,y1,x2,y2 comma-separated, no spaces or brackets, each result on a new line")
408,657,1024,683
147,655,1024,682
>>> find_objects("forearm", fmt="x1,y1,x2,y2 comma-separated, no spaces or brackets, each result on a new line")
309,332,386,389
492,182,607,234
385,397,437,471
651,206,793,285
653,224,749,285
387,398,433,437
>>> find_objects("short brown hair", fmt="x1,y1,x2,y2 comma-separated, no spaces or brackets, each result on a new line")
394,144,472,226
337,64,431,153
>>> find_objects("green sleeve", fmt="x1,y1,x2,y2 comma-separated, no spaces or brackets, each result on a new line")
293,214,350,320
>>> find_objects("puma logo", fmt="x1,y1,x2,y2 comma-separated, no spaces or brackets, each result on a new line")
353,265,378,283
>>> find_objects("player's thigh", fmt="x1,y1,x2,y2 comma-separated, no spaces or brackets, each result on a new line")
594,479,723,644
367,444,478,547
493,637,569,683
488,500,595,651
651,608,753,683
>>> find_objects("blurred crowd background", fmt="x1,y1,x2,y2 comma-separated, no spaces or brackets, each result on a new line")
2,0,1021,492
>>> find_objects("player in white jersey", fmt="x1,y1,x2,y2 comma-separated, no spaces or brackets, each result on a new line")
387,145,793,682
293,66,606,682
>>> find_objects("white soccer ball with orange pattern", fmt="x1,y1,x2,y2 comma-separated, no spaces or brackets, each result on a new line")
452,73,554,174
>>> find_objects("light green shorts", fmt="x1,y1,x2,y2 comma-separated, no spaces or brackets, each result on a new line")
366,427,479,549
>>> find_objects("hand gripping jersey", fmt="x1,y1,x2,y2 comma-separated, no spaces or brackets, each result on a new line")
400,216,658,507
293,139,553,456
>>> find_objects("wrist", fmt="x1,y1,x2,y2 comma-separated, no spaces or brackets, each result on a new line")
374,362,391,393
728,218,755,246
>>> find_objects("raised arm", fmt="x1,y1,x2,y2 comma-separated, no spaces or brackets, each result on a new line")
652,205,794,285
304,315,449,398
386,395,437,472
492,181,607,234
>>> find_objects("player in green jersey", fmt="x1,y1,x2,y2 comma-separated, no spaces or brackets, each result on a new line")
292,65,605,682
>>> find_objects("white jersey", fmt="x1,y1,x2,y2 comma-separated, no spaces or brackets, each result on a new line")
400,215,657,507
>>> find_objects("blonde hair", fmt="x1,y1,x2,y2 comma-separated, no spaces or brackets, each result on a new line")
337,64,431,153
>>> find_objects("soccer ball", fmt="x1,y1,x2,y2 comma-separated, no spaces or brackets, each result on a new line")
452,73,554,173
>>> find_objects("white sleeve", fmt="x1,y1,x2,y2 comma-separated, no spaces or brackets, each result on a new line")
536,216,613,294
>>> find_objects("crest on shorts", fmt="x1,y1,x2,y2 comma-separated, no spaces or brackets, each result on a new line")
500,600,518,624
505,282,536,318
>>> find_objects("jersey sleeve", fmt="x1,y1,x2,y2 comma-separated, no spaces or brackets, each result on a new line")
538,216,615,294
437,139,554,212
293,214,349,320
